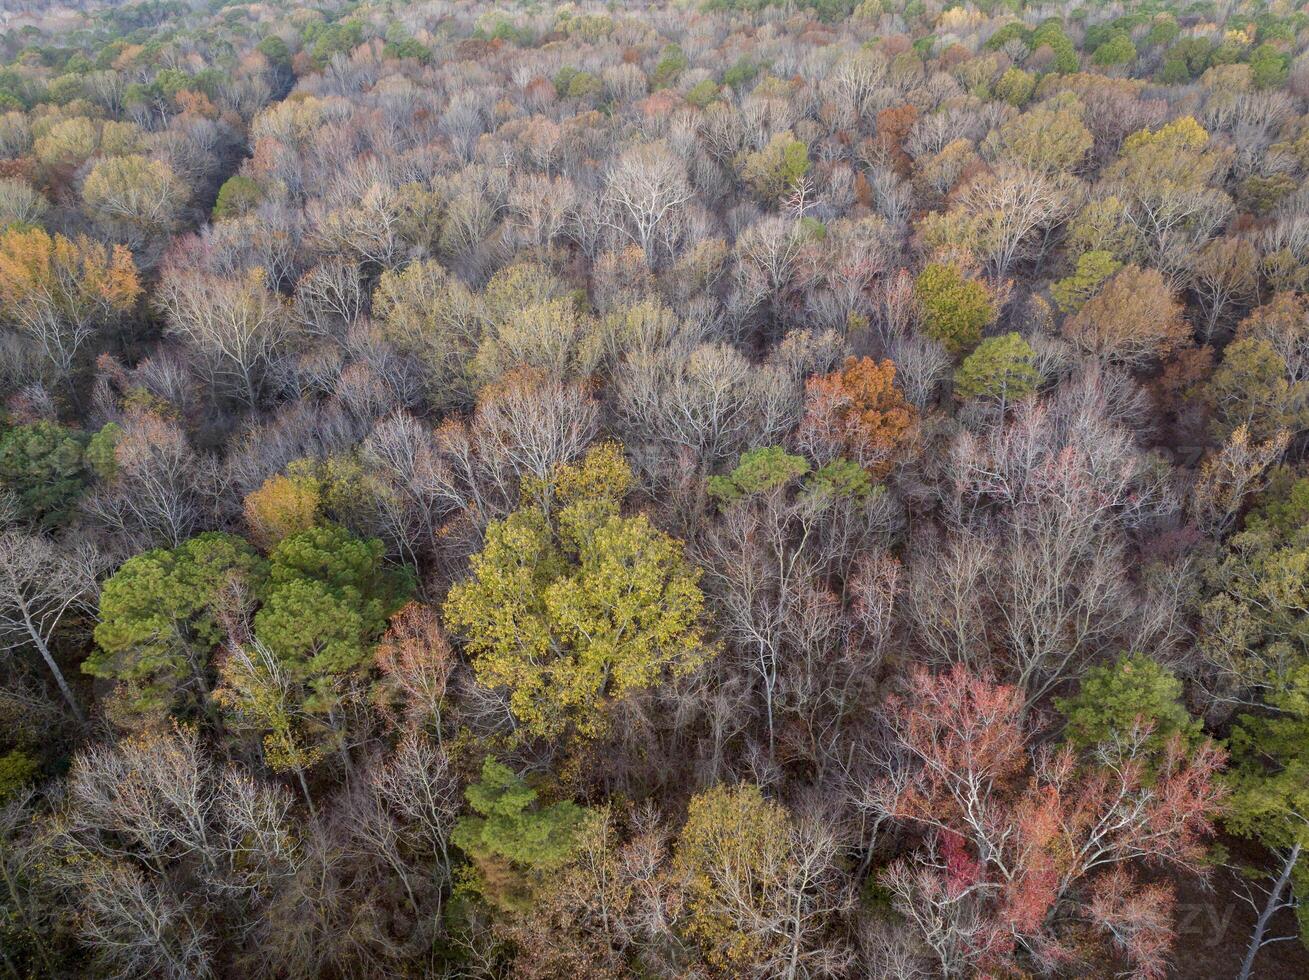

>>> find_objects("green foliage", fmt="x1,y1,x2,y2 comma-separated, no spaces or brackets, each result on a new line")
1031,20,1078,73
1146,17,1181,48
214,642,328,777
453,757,585,910
723,57,758,91
1058,654,1201,759
1093,34,1136,67
383,35,431,64
1249,43,1289,89
992,99,1091,173
673,782,795,971
444,444,707,742
953,333,1039,404
0,422,86,528
479,13,534,45
806,0,858,22
253,524,410,697
1239,173,1297,216
653,44,688,88
700,0,850,17
371,259,477,411
553,65,602,99
1206,338,1309,442
84,421,121,482
150,68,190,101
1166,37,1213,81
686,79,720,109
1246,471,1309,540
567,71,601,99
707,446,810,504
46,75,84,106
1198,499,1309,715
986,22,1031,52
1229,681,1309,827
1030,20,1065,49
1157,55,1190,84
738,131,810,203
1049,38,1080,74
710,446,875,506
994,67,1035,106
805,459,874,502
305,19,363,68
86,533,268,717
1227,675,1309,942
1256,17,1297,45
1210,38,1246,67
0,749,38,802
914,263,992,354
455,757,584,869
798,216,827,240
1051,250,1122,313
1085,16,1146,55
212,175,263,220
255,35,290,69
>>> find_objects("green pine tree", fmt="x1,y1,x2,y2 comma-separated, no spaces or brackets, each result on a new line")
453,757,586,910
953,332,1040,408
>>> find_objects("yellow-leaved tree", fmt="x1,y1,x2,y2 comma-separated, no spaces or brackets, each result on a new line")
674,782,849,976
443,441,709,742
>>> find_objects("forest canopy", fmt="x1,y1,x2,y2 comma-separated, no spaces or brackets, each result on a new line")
1,0,1309,977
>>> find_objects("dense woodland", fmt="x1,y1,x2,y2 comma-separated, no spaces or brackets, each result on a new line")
2,0,1309,976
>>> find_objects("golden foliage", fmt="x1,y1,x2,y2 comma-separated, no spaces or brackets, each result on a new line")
242,472,321,550
0,226,141,319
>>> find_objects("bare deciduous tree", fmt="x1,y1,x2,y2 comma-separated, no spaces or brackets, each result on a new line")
0,531,103,721
155,265,296,407
604,141,694,263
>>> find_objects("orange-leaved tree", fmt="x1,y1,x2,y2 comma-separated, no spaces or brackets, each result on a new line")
0,226,140,394
797,356,917,479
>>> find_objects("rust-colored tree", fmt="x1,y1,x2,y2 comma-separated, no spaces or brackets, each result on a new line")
874,104,918,176
796,356,917,478
373,602,454,737
1062,266,1190,369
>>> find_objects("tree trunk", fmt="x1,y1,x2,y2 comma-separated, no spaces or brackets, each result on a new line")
295,767,316,819
29,629,84,725
1237,841,1302,980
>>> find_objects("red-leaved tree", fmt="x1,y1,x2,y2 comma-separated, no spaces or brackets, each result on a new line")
870,665,1226,978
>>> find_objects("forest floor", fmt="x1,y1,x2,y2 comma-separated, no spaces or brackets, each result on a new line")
1171,835,1308,979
